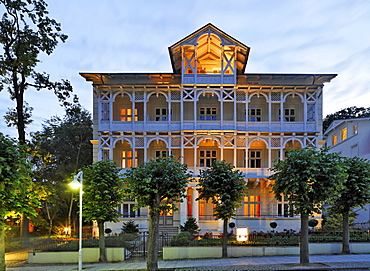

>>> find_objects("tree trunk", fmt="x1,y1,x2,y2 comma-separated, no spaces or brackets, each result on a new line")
0,226,5,271
300,214,310,264
147,204,160,271
98,220,107,262
20,215,29,245
342,209,351,254
222,218,228,258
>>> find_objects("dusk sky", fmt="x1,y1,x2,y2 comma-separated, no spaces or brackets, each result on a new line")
1,0,370,139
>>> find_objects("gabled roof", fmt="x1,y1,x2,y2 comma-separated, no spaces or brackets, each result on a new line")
168,23,250,74
324,117,370,135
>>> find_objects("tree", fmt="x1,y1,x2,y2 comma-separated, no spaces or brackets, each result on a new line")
0,133,40,271
323,106,370,132
197,160,247,258
0,0,77,240
29,105,92,234
124,156,191,271
328,156,370,254
269,148,347,264
180,217,200,236
81,160,124,262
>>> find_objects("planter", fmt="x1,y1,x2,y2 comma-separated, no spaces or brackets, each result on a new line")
163,243,370,260
28,247,125,263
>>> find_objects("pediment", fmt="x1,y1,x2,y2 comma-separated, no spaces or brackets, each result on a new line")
169,23,250,74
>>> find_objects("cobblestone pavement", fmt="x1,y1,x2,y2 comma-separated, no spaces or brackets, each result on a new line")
5,252,370,271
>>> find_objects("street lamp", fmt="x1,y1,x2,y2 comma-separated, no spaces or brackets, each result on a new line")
69,171,83,271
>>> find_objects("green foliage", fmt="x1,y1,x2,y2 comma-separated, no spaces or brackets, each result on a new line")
323,106,370,132
180,217,200,236
329,156,370,213
81,160,124,223
269,148,347,216
170,232,192,246
0,133,41,226
124,156,191,213
0,0,76,143
197,160,247,220
322,210,358,231
41,236,132,252
121,220,139,234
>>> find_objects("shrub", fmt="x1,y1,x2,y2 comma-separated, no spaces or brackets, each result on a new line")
180,217,200,236
121,220,139,234
170,232,192,246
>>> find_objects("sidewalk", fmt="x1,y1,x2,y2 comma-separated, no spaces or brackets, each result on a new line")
6,253,370,271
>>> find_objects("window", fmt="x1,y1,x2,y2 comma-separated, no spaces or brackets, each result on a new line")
284,108,295,122
332,134,338,146
249,108,262,122
120,108,138,121
279,108,295,122
155,107,171,121
155,150,168,158
353,125,358,135
118,202,141,218
121,151,138,168
101,103,110,121
102,149,109,161
199,107,217,120
243,195,261,217
248,150,261,168
341,127,347,141
277,196,294,217
199,150,217,167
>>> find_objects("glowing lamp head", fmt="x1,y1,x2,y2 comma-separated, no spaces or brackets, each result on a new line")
69,178,81,189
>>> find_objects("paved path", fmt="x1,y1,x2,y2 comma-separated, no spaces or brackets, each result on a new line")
5,252,370,270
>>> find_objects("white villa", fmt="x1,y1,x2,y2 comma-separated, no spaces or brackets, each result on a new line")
80,23,337,235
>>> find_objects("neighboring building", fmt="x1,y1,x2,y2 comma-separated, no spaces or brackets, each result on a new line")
324,117,370,224
80,23,337,235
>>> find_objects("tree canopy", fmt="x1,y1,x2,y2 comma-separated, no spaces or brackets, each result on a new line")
81,160,124,262
124,156,191,270
323,106,370,132
269,148,347,264
0,133,40,270
197,160,247,258
328,156,370,254
0,0,77,143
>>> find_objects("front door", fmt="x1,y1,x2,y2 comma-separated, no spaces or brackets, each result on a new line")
159,208,173,226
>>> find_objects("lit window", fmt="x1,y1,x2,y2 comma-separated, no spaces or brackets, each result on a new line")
121,151,138,168
155,108,171,121
199,150,217,167
353,125,358,135
120,108,138,121
200,107,217,121
249,108,262,122
341,127,347,141
248,150,261,168
332,134,338,146
243,195,261,217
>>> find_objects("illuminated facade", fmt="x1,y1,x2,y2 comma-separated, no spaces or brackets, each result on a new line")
324,117,370,224
80,24,336,235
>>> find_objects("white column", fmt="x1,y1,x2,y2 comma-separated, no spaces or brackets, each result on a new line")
180,198,187,226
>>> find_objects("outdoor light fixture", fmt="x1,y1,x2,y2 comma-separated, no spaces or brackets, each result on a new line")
69,171,83,271
236,227,249,242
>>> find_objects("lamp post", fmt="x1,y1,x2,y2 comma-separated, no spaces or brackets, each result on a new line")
69,171,83,271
